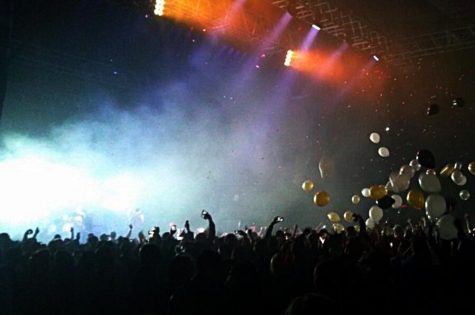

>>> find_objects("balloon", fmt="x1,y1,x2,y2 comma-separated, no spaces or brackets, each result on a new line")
365,218,375,229
416,149,436,169
343,210,354,222
302,180,315,192
385,181,394,192
451,170,467,186
440,164,455,177
400,165,416,178
418,173,441,193
378,147,390,158
369,205,383,223
425,194,446,218
354,225,361,232
389,173,411,193
454,162,463,170
369,132,380,144
361,188,370,198
406,189,425,209
458,175,467,186
391,194,403,208
332,223,345,233
468,162,475,175
318,156,335,180
314,191,331,207
460,190,470,201
436,215,458,240
327,211,341,222
369,185,388,200
377,195,395,209
409,159,421,171
351,195,361,205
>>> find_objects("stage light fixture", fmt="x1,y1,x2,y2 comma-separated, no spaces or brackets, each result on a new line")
284,49,294,67
154,0,165,16
312,24,321,30
372,55,379,61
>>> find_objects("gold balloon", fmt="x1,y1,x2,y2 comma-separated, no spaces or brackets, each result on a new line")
369,185,388,200
314,191,331,207
468,162,475,175
301,180,315,193
327,211,341,222
440,164,455,177
332,223,345,233
406,189,425,209
351,195,360,205
343,210,354,222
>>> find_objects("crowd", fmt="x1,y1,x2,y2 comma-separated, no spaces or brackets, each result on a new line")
1,207,474,315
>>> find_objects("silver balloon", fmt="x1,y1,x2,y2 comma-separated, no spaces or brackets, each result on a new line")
425,194,446,218
460,190,471,201
418,173,441,193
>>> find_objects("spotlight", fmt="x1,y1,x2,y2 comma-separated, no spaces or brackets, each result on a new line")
372,55,380,61
451,98,464,108
154,0,165,16
284,49,295,67
312,24,321,30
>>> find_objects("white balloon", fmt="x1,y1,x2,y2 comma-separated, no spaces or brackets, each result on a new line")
452,171,467,186
451,170,462,180
391,194,403,208
425,194,446,218
454,162,463,170
366,218,375,229
436,215,458,240
460,190,470,200
409,159,421,171
369,132,381,144
361,188,370,197
378,147,390,158
418,173,441,193
369,205,383,223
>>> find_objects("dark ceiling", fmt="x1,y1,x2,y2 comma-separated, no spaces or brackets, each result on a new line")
271,0,475,67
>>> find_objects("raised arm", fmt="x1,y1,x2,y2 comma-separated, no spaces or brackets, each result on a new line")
125,224,133,239
264,216,283,240
22,229,33,242
202,210,216,240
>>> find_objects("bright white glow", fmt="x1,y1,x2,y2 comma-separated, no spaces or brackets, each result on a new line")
154,0,165,16
312,24,321,30
372,55,380,61
284,49,294,67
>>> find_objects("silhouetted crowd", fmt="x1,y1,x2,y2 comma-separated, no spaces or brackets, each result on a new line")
1,210,475,315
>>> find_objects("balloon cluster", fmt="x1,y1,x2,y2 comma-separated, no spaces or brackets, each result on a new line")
301,179,331,207
355,149,474,228
302,148,474,235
